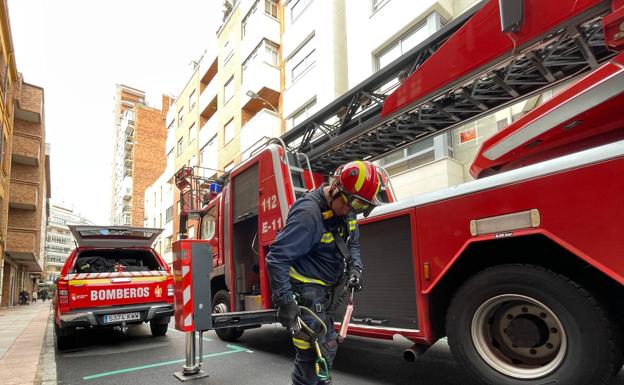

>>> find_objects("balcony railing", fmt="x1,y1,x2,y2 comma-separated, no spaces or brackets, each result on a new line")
199,76,218,117
199,114,218,148
241,8,279,61
241,61,280,108
240,109,281,160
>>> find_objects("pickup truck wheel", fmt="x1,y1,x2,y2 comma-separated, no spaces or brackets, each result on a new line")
150,318,169,336
54,322,73,350
213,290,244,341
446,264,620,385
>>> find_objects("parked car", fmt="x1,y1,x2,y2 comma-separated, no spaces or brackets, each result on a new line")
53,226,174,349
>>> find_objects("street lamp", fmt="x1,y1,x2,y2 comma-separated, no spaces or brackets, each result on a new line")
245,90,278,114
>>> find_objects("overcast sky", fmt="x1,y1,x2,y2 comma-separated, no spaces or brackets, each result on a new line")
8,0,220,224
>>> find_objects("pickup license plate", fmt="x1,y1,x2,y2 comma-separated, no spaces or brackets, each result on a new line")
103,312,141,323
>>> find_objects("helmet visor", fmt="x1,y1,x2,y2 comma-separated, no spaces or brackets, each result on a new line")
339,190,376,216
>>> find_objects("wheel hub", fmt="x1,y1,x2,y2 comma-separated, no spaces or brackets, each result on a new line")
471,294,567,379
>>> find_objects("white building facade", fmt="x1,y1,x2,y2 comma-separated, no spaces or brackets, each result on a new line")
44,202,93,285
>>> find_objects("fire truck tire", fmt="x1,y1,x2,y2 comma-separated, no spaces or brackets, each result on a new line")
446,264,620,385
150,318,169,336
213,290,244,341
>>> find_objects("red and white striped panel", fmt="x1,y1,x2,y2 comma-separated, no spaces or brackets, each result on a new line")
66,271,168,280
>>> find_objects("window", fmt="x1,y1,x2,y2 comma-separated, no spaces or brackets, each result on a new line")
265,0,278,18
290,0,312,22
224,118,235,144
178,106,184,124
265,41,279,66
165,236,172,252
224,76,234,104
201,207,217,240
1,133,7,174
188,89,196,111
242,1,258,38
165,206,173,223
167,149,174,166
375,18,432,70
188,123,196,144
289,99,317,130
242,40,279,82
223,40,234,65
177,138,184,156
378,133,452,174
372,0,391,13
288,36,315,84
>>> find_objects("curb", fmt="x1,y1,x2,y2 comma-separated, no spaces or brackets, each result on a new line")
34,307,58,385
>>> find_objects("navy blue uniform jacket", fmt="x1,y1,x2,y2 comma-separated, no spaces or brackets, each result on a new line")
266,187,362,305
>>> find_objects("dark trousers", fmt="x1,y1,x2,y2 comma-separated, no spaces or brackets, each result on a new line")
291,284,338,385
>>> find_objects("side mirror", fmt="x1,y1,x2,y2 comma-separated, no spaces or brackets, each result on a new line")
53,277,59,285
210,237,219,248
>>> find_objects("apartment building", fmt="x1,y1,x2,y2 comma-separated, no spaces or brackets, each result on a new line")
3,76,50,307
44,202,92,286
343,0,545,199
0,0,18,307
281,0,347,133
110,84,145,225
110,85,168,227
144,167,174,268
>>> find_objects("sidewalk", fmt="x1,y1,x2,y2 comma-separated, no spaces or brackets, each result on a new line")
0,301,55,385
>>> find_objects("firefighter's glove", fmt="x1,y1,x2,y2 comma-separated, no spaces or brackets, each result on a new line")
277,299,301,331
347,267,363,292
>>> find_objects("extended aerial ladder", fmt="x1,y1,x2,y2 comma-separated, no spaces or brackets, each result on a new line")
280,0,621,174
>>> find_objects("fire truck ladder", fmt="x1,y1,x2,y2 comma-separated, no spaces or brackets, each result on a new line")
280,0,616,174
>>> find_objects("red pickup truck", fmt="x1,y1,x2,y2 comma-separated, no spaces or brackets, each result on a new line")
53,226,174,349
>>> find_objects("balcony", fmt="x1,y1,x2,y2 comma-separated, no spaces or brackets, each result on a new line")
241,58,280,111
240,109,281,160
165,104,175,129
6,228,43,272
199,114,218,148
125,137,134,152
9,180,38,210
240,5,279,62
12,133,40,166
199,76,218,118
14,84,43,124
199,48,218,84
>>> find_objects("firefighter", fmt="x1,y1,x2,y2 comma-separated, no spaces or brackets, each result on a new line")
266,160,381,385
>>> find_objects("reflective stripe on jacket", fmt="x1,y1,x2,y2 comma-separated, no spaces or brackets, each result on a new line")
265,187,362,304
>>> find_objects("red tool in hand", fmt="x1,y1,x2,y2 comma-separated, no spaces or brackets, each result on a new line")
338,287,354,342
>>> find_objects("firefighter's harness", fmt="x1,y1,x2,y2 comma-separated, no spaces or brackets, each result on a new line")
289,189,357,381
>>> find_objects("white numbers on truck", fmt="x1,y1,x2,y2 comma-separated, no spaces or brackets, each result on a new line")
261,195,277,212
261,216,283,234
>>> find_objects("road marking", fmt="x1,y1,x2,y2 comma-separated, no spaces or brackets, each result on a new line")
82,344,248,380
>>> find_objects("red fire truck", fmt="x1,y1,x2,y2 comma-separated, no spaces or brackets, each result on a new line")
174,0,624,383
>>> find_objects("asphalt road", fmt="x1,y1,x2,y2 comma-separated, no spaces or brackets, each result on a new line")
56,322,624,385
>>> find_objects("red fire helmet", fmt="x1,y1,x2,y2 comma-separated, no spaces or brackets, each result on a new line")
333,161,381,215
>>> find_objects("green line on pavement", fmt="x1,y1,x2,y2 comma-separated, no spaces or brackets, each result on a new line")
82,344,249,380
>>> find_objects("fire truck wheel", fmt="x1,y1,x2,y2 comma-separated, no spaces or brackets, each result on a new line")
213,290,244,341
446,264,620,385
150,318,169,336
